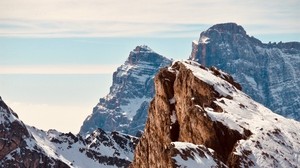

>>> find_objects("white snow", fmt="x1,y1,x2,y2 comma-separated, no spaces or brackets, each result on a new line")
27,127,132,168
120,97,151,120
177,60,300,167
170,110,177,124
243,74,257,89
169,97,176,104
0,106,17,124
200,36,210,44
172,142,220,168
192,40,199,45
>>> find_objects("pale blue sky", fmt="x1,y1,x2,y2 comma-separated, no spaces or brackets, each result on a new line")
0,0,299,133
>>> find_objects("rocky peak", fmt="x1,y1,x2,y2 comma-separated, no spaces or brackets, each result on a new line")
190,22,300,121
207,22,247,36
127,45,167,66
80,46,171,136
130,60,300,167
1,97,139,167
132,45,153,53
0,97,70,167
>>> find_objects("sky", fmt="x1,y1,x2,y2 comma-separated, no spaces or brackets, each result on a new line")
0,0,299,134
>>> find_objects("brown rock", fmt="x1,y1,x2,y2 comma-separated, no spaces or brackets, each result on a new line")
130,61,251,168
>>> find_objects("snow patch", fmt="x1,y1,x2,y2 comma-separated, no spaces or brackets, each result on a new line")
120,97,151,120
172,142,219,168
170,110,177,124
200,36,210,44
169,97,176,104
178,60,300,167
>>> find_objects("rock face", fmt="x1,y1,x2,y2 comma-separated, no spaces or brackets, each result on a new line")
190,22,300,120
80,45,171,136
0,97,69,168
130,60,300,168
0,97,138,168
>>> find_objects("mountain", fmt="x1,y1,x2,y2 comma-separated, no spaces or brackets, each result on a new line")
0,97,138,168
80,45,171,136
190,22,300,120
130,60,300,167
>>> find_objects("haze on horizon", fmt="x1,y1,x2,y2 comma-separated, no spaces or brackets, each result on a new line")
0,0,299,133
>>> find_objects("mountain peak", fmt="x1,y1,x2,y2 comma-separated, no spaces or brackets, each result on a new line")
80,46,171,136
190,22,300,121
133,45,153,52
208,22,246,35
130,60,300,167
126,45,168,67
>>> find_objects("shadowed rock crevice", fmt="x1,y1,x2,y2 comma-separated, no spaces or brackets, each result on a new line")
130,61,253,168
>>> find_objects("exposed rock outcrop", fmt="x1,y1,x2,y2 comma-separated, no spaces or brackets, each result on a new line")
190,22,300,120
0,97,69,168
80,45,171,136
0,97,138,168
130,60,300,167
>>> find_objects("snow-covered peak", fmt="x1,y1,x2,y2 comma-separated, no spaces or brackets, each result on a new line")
80,46,171,136
1,97,138,167
173,60,300,167
190,23,300,121
126,45,168,66
131,60,300,167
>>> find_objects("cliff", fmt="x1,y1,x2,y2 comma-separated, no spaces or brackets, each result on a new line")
190,22,300,120
130,60,300,167
80,45,171,136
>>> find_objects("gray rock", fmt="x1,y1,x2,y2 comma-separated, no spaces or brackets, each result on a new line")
80,45,171,136
190,22,300,120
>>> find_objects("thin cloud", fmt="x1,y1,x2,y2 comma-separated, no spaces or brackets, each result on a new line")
0,0,299,37
0,65,119,74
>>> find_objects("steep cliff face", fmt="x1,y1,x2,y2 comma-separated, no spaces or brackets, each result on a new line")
80,45,171,136
190,22,300,120
130,60,300,168
0,97,138,168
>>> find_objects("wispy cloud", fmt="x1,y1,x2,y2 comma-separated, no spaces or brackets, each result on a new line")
0,65,119,74
0,0,299,37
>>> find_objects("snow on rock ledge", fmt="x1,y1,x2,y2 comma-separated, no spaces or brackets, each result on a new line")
0,97,139,168
80,45,171,136
130,60,300,168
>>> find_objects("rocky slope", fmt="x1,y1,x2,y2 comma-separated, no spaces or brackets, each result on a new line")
190,22,300,120
80,45,171,136
130,60,300,168
0,97,69,167
0,97,138,168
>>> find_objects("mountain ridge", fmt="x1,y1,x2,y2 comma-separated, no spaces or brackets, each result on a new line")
130,60,300,167
190,22,300,120
0,97,137,168
80,45,171,136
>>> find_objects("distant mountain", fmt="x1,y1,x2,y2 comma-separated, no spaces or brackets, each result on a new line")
130,60,300,167
0,97,138,168
80,45,171,136
190,22,300,120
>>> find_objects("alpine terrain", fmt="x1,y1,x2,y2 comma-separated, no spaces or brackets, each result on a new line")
81,23,300,139
130,60,300,168
2,23,300,168
190,23,300,120
80,45,171,136
0,97,138,168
